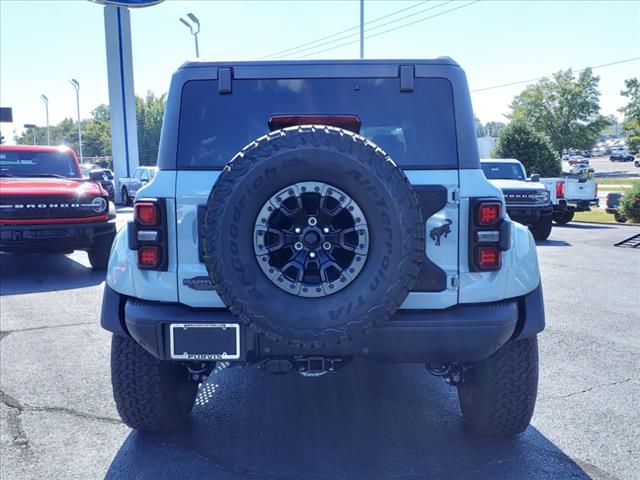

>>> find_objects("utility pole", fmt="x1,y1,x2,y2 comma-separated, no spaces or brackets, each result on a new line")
179,13,200,57
69,79,83,162
40,95,50,145
360,0,364,59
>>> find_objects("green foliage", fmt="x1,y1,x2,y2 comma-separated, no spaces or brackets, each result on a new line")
136,91,166,166
619,78,640,153
484,121,506,138
491,121,561,177
12,93,167,167
509,68,611,153
619,182,640,223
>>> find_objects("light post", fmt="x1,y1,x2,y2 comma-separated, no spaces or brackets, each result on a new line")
24,124,37,145
69,79,83,162
360,0,364,59
40,95,50,145
179,13,200,57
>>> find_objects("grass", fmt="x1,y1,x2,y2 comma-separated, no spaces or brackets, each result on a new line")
574,210,624,224
598,186,633,192
595,177,639,186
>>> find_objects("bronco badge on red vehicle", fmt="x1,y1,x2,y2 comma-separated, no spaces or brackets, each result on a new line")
0,145,116,269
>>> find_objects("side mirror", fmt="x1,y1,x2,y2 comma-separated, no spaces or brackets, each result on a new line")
530,174,540,182
140,178,149,184
89,169,105,181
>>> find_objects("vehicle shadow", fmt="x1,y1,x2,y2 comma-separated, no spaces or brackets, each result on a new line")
535,239,571,247
106,360,589,480
554,223,616,230
0,252,104,295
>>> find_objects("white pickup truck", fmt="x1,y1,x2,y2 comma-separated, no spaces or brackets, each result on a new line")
117,166,157,206
540,176,598,224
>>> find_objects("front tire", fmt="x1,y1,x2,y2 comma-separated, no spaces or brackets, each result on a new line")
457,336,539,436
88,236,113,269
111,334,198,432
614,211,627,223
530,215,553,240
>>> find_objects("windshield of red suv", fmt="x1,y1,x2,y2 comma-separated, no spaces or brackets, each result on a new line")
0,150,81,178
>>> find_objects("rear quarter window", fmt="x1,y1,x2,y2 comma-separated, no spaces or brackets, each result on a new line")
177,77,458,170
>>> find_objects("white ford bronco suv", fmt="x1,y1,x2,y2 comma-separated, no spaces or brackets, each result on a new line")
101,59,545,436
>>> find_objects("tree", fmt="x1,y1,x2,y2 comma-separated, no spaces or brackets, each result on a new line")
509,68,611,153
491,121,561,177
474,115,486,138
136,91,166,166
619,78,640,152
484,121,506,138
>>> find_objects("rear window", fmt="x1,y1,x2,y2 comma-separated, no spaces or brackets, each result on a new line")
177,78,458,170
0,150,80,178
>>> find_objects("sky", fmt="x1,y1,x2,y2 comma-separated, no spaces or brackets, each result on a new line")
1,0,639,142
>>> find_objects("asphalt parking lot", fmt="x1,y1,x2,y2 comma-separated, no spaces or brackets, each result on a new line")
1,219,639,480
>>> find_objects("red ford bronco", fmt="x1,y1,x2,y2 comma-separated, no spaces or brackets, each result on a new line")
0,145,116,268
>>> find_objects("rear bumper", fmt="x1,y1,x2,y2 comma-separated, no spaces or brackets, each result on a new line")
555,199,599,212
0,220,116,253
102,284,545,364
506,205,553,224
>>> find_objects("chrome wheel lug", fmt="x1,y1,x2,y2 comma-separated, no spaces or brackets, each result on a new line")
323,227,329,234
309,251,316,259
323,242,331,251
294,242,303,251
294,227,302,234
308,217,317,226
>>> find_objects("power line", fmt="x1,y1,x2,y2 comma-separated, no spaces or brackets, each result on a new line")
268,1,455,60
471,57,640,93
296,1,480,59
259,1,431,60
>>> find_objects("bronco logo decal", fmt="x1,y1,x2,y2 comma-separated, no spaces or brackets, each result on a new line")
430,219,452,246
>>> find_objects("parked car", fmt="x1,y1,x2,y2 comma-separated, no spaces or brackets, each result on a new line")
568,163,595,175
610,150,635,162
568,155,589,165
605,192,626,223
539,175,599,224
0,145,116,268
481,159,554,240
118,165,157,205
101,58,545,436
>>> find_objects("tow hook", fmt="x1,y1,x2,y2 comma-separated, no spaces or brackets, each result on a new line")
187,362,216,382
261,356,347,376
426,362,467,386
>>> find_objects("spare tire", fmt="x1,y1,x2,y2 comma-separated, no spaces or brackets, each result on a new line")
202,126,423,347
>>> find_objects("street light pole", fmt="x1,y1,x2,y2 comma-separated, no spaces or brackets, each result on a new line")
40,95,50,145
179,13,200,57
69,79,83,162
360,0,364,59
24,124,37,145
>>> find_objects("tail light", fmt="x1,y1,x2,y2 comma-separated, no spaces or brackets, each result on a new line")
268,114,361,133
477,202,501,226
475,246,501,270
556,181,565,199
128,198,167,270
134,202,158,226
469,198,509,272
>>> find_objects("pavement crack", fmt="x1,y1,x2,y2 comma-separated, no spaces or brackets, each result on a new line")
539,378,637,401
0,321,95,337
0,389,122,428
0,390,33,457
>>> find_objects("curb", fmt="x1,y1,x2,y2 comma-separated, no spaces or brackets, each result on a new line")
573,220,640,227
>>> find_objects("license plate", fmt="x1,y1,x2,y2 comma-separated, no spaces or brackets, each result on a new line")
169,323,240,361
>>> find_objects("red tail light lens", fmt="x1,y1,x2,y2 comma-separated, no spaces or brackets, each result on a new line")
137,246,160,268
477,202,501,225
135,202,158,226
556,181,565,199
475,246,501,270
